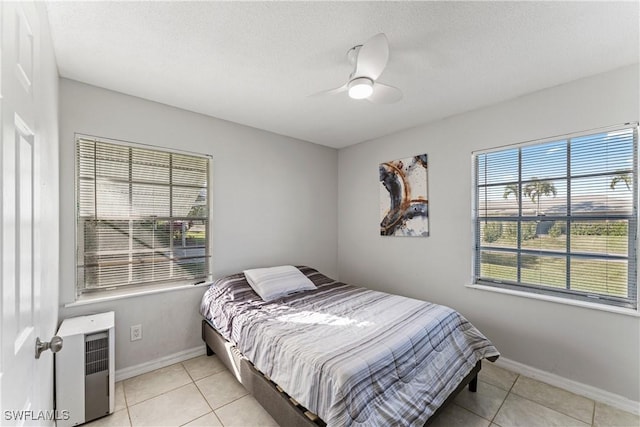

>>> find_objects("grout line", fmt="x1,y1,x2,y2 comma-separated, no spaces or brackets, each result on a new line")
121,382,129,408
506,392,594,426
184,355,227,383
125,360,198,408
211,411,225,427
508,377,596,425
209,392,251,413
591,400,596,426
188,361,241,426
121,356,243,426
488,373,519,424
447,379,503,423
452,403,494,423
192,376,250,425
190,367,228,383
451,400,493,424
177,362,207,427
127,362,618,426
121,385,133,427
126,359,223,427
195,370,227,382
193,374,215,413
126,380,194,408
182,361,197,383
178,410,223,427
180,359,229,426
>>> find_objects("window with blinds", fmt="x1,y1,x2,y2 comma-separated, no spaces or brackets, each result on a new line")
76,136,211,295
473,124,638,309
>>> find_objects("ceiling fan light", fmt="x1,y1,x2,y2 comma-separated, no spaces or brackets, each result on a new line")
348,77,373,99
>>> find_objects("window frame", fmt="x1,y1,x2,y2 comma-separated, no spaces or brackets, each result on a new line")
472,123,639,310
74,134,213,298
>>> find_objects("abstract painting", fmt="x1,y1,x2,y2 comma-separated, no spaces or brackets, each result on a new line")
379,154,429,237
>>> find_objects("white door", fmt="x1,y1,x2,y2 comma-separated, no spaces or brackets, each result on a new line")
1,2,59,425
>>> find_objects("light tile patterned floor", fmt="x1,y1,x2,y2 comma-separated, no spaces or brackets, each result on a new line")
87,356,640,427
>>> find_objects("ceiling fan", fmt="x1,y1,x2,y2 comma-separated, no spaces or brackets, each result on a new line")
312,33,403,104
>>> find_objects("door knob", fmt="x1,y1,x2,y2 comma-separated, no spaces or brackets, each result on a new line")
35,336,63,359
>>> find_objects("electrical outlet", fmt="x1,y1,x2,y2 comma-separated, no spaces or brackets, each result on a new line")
130,324,142,341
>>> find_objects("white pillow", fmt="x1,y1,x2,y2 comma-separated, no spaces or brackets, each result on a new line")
243,265,316,302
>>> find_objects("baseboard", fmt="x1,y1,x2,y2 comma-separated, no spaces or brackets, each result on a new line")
495,357,640,416
112,346,639,415
115,345,206,382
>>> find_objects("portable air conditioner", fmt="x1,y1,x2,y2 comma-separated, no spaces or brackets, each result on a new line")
55,311,115,427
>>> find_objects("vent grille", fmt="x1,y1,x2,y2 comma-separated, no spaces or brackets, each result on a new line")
85,332,109,375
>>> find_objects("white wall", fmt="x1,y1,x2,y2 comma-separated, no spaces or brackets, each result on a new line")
338,65,640,402
58,79,338,371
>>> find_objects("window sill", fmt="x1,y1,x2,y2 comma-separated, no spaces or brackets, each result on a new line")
466,283,640,317
64,281,213,308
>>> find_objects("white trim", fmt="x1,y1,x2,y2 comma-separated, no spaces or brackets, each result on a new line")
495,356,640,416
111,343,640,416
64,281,212,308
75,133,213,158
466,283,640,317
114,345,206,382
472,122,638,155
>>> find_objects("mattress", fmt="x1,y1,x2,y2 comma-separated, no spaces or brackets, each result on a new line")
200,266,499,427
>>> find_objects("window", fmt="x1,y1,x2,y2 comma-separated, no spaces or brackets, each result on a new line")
473,124,638,309
76,136,211,296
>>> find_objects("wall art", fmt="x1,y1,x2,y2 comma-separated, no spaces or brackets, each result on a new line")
379,154,429,237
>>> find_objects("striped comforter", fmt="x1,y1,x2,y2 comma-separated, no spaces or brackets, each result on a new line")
200,267,499,427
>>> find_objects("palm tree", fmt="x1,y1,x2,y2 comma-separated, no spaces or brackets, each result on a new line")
610,172,631,191
524,178,556,216
503,184,519,201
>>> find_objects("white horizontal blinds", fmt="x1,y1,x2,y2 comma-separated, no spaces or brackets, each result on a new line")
474,126,638,309
77,138,210,293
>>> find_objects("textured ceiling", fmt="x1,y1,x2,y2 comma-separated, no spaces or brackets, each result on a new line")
45,1,639,149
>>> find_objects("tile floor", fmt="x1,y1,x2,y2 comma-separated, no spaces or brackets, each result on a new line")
88,355,639,427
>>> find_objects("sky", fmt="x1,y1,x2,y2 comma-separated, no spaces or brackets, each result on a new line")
476,128,635,215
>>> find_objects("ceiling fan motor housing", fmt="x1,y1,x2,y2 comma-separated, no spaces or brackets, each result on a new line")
348,77,374,99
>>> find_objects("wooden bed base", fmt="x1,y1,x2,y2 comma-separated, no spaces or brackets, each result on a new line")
202,320,480,427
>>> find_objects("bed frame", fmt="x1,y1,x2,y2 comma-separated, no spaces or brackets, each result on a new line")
202,320,480,427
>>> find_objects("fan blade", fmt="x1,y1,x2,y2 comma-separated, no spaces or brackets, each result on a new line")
354,33,389,80
367,83,403,104
308,83,348,97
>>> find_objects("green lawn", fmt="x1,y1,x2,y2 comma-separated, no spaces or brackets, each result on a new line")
487,234,628,255
481,253,629,297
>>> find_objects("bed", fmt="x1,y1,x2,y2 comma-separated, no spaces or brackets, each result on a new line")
200,266,499,427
